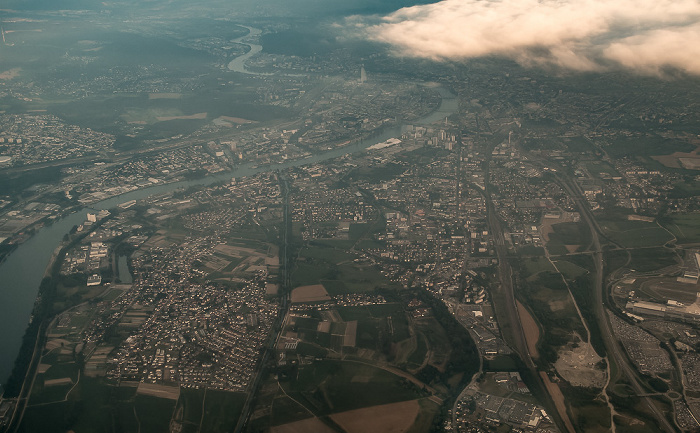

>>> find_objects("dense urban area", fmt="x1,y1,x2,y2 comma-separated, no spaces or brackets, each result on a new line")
2,2,700,433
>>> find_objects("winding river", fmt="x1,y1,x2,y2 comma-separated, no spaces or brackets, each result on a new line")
227,26,269,75
0,27,458,388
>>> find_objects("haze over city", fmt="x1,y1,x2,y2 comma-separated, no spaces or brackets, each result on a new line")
1,1,700,433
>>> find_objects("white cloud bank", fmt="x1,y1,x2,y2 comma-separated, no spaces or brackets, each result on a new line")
347,0,700,75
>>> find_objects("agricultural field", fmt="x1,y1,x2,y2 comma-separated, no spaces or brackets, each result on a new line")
279,360,428,417
287,303,416,360
606,135,695,158
172,388,246,433
258,356,438,431
339,304,411,344
546,221,591,254
662,213,700,244
269,398,440,433
585,161,620,178
626,248,679,273
522,257,556,278
561,136,595,153
291,244,396,293
553,259,590,280
20,378,178,433
29,361,81,404
329,399,432,433
598,218,674,248
412,317,452,372
263,289,477,432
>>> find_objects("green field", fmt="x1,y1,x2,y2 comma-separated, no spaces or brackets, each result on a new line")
134,395,177,433
173,389,246,433
52,88,292,147
337,303,405,321
549,222,592,246
299,245,356,264
523,134,590,153
561,253,595,273
606,135,695,158
355,238,386,251
292,245,395,292
663,213,700,244
291,262,328,286
293,304,412,354
546,221,592,255
483,355,519,371
19,378,195,433
28,382,73,405
26,361,81,406
517,245,546,256
599,219,674,248
101,288,126,302
283,360,426,416
175,388,205,432
546,240,571,255
339,304,411,347
19,401,76,433
554,260,590,280
296,341,329,358
522,137,563,151
201,391,246,432
522,257,556,278
220,256,244,272
21,379,141,433
305,238,356,249
413,318,452,370
604,249,631,275
570,398,612,432
670,179,700,199
319,279,349,295
44,362,80,381
349,222,371,240
406,333,429,370
270,395,313,426
562,136,594,153
586,161,619,178
627,248,679,272
406,399,442,433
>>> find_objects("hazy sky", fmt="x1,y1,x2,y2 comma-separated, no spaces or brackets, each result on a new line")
347,0,700,75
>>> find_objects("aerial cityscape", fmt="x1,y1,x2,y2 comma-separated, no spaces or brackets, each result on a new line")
1,0,700,432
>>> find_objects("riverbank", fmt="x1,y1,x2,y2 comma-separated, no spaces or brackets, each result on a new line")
0,83,457,388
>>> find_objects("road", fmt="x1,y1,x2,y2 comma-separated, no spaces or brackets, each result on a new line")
478,135,576,433
556,174,677,433
3,318,47,433
485,193,532,367
233,172,291,433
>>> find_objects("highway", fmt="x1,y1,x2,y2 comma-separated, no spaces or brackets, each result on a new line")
3,318,47,433
479,137,576,433
233,173,291,433
485,193,532,367
556,174,677,433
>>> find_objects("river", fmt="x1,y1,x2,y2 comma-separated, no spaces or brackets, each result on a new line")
0,30,458,388
227,26,269,75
